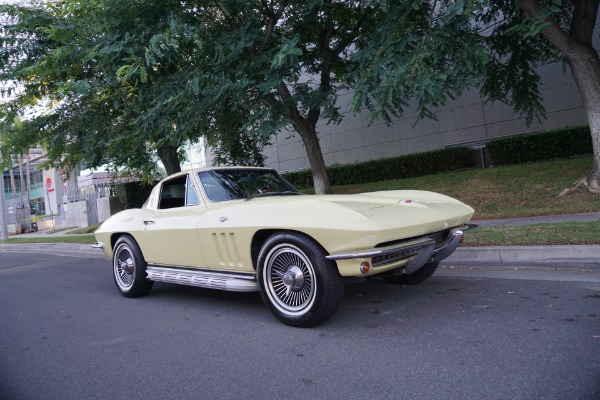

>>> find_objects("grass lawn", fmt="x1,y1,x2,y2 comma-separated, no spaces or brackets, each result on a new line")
464,221,600,246
46,227,76,234
66,224,101,234
320,156,599,220
2,235,97,245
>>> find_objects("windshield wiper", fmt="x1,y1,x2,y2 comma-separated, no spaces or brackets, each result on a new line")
245,191,302,201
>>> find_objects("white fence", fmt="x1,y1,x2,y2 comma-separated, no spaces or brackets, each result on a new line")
4,179,127,234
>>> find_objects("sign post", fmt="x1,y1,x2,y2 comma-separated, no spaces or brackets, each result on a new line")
45,177,56,231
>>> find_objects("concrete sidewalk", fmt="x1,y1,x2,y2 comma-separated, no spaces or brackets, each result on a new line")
453,212,600,269
470,211,600,228
0,242,105,257
443,245,600,269
1,212,599,268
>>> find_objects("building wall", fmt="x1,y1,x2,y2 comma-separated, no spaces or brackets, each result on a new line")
181,138,209,171
63,200,88,228
42,169,64,216
259,61,588,173
97,196,124,223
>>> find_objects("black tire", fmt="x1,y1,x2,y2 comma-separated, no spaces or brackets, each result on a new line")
257,233,345,327
383,261,439,285
112,235,154,298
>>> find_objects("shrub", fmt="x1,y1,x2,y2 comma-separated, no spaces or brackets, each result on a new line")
283,147,476,188
115,181,157,209
486,126,592,165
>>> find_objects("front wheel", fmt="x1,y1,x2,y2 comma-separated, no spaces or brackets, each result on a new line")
112,235,153,298
383,261,439,285
257,233,344,327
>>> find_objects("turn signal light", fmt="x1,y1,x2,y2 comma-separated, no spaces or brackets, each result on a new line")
360,261,371,275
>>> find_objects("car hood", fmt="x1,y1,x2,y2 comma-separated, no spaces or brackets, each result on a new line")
213,189,474,236
317,190,474,230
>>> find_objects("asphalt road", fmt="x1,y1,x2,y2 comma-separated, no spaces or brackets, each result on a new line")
1,252,599,400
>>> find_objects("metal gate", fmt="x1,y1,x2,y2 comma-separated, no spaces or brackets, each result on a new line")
86,192,99,226
64,182,112,228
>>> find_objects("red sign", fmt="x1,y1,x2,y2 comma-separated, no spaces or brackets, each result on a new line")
46,177,52,188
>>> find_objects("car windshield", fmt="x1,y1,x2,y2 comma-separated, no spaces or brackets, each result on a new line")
198,169,300,202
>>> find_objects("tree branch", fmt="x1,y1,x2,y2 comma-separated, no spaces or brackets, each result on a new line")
519,0,595,60
569,0,600,46
255,1,287,54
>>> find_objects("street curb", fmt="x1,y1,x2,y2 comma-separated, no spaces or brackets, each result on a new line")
0,243,105,257
443,245,600,269
1,243,598,268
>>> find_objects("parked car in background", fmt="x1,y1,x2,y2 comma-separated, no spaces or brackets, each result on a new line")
94,167,474,327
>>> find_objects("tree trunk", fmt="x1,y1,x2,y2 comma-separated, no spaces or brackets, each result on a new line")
568,54,600,192
271,82,332,194
297,125,331,195
521,0,600,192
9,154,18,203
156,141,181,176
17,153,25,207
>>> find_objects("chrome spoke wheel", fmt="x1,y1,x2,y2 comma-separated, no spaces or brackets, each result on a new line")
111,235,153,298
257,233,345,327
264,244,316,316
114,243,136,289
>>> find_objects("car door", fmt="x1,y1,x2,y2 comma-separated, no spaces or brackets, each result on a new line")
137,173,207,268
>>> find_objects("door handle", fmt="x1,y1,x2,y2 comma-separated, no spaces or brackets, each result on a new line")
143,220,155,225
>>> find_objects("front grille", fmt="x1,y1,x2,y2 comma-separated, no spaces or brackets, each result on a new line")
376,229,451,251
424,230,451,249
372,247,421,267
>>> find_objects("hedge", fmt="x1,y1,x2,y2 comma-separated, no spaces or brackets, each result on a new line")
283,147,476,188
115,181,157,209
486,126,592,166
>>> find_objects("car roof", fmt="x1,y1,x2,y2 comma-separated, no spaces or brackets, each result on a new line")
188,166,276,174
159,166,277,182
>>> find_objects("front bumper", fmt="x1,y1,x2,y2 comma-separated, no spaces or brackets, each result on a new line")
327,226,466,277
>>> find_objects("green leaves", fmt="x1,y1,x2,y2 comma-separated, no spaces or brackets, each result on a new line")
271,35,302,71
350,1,491,123
348,0,579,132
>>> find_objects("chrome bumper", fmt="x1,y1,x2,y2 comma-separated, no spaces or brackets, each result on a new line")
326,226,466,274
431,228,465,262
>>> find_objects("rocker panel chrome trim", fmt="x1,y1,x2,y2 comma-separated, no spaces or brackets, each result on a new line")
146,265,258,292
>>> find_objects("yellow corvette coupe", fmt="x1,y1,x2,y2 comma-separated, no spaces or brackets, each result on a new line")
94,167,474,327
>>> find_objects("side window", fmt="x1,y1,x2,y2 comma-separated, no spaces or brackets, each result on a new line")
186,174,200,206
158,175,187,209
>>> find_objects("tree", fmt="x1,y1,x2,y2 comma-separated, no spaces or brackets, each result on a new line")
519,0,600,192
351,0,600,193
0,0,194,177
134,1,383,194
207,105,272,167
135,1,490,193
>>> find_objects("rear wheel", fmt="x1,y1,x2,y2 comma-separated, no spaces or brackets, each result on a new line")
112,235,153,298
257,233,344,327
383,261,439,285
